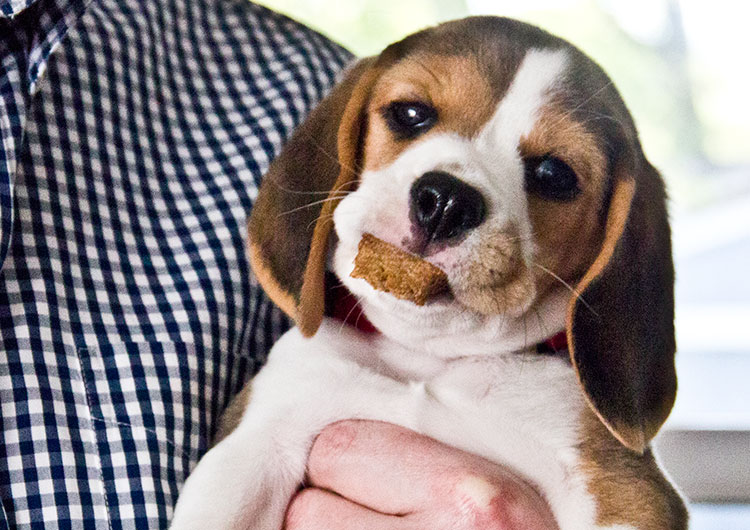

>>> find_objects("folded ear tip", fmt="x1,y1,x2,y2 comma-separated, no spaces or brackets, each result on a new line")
613,425,647,454
297,314,323,337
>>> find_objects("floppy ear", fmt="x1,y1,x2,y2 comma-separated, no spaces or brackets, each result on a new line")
248,58,381,337
567,158,676,453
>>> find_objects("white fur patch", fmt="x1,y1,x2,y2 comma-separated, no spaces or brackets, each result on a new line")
478,48,569,149
474,48,570,261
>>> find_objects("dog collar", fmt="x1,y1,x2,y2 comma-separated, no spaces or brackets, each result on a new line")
329,284,379,334
536,330,568,354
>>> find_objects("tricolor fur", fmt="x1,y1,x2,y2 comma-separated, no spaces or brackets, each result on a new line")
171,17,687,529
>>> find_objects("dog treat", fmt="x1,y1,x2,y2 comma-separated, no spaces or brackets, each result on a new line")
351,233,449,305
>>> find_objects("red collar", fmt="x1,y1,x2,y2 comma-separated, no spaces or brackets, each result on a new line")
329,284,568,353
536,330,568,354
329,285,378,334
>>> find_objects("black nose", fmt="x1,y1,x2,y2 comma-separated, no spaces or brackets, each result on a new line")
410,171,487,242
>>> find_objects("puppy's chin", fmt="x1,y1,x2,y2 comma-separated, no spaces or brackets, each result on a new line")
334,247,562,358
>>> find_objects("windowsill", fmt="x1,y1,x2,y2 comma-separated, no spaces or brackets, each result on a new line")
689,504,750,530
656,429,750,502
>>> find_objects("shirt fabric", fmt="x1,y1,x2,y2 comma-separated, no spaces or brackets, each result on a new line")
0,1,351,527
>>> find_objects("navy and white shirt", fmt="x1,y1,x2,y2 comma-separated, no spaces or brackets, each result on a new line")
0,1,351,527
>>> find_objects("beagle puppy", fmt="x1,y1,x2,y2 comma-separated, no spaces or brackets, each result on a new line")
171,16,687,530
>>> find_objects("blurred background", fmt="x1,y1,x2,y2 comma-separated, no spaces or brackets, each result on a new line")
256,0,750,526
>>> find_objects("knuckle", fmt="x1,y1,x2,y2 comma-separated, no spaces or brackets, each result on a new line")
453,474,501,509
308,420,359,476
315,421,360,455
284,489,321,529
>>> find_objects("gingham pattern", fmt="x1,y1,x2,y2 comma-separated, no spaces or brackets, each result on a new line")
0,0,351,527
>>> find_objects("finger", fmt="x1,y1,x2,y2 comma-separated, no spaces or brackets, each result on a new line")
306,420,470,514
284,487,413,530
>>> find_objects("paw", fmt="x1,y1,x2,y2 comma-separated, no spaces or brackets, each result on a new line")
169,436,298,530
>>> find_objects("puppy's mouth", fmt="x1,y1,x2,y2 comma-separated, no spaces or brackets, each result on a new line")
350,233,452,306
330,229,537,334
327,233,456,332
326,275,455,335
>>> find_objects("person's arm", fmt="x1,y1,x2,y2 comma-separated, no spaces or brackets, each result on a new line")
285,420,559,530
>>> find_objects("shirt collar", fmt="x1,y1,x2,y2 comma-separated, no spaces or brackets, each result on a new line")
0,0,91,271
0,0,38,18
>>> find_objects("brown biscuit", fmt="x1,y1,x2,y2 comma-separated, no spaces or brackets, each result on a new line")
351,233,449,305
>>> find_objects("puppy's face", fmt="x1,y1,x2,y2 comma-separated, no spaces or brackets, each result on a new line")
332,22,627,355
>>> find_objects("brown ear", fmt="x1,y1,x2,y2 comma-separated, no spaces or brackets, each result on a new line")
567,159,676,453
248,58,381,336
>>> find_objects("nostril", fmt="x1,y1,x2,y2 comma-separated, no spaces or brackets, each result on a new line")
417,189,437,216
415,187,441,228
410,171,487,243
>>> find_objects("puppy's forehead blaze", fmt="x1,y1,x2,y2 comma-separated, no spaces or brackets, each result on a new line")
362,49,592,173
363,48,609,194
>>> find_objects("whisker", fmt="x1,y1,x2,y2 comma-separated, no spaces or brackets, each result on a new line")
300,131,364,176
414,58,443,86
277,196,348,217
353,304,366,330
547,81,614,130
532,305,560,355
264,167,355,196
306,194,367,230
532,262,598,317
338,296,364,334
532,305,550,341
265,179,350,197
306,211,340,231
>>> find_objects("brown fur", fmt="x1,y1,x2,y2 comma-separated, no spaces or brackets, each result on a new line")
363,54,497,171
578,410,688,529
248,58,382,336
213,383,253,447
568,164,676,453
521,105,609,301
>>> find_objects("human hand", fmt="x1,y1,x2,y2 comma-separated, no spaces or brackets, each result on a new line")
284,420,559,530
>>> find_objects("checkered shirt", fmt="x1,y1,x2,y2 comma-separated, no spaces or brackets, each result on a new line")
0,0,351,527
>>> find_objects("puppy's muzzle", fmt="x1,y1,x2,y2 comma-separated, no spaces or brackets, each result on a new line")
409,171,487,243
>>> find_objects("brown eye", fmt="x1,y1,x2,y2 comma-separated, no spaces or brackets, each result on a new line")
383,101,437,139
524,155,581,201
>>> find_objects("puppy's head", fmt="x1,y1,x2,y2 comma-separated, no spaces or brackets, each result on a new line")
248,17,676,453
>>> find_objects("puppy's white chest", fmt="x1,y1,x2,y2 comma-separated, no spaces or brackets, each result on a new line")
304,321,586,469
173,322,615,530
254,322,599,528
419,354,584,464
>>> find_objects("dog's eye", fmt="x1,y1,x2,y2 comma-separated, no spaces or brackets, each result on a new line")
383,101,437,139
524,155,581,201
